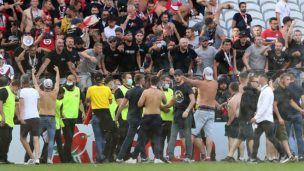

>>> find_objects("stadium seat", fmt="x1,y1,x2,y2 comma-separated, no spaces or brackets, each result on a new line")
251,19,266,29
288,3,300,11
263,10,276,22
246,2,261,12
290,11,304,20
261,2,276,13
247,10,263,21
288,0,299,4
222,10,239,21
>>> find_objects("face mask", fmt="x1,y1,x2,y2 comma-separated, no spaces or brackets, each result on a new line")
127,79,133,86
163,83,169,90
66,81,74,86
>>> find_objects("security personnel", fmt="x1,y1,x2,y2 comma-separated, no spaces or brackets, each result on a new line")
0,78,20,164
114,73,133,157
62,75,83,163
54,87,65,163
160,75,174,157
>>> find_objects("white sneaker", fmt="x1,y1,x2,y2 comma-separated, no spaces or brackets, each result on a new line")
154,158,164,164
35,159,40,165
25,159,35,165
47,159,53,164
125,158,137,164
183,158,194,163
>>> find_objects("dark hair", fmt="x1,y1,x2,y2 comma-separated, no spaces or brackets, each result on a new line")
205,17,214,26
222,38,232,45
259,73,268,81
186,27,195,32
276,38,285,45
239,71,248,79
253,25,262,29
121,73,131,80
58,87,65,96
269,17,277,23
134,74,144,84
20,74,30,86
11,80,20,87
150,76,159,86
229,82,239,92
239,2,246,8
0,76,8,87
69,6,77,12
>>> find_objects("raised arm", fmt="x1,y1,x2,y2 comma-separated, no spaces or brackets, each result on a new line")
32,68,40,91
54,65,60,93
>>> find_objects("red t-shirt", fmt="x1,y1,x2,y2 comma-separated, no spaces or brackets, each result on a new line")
261,29,283,42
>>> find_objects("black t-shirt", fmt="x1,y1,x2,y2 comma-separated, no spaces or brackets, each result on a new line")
287,82,304,114
66,27,83,38
119,42,139,72
46,50,72,78
125,86,144,120
274,86,291,120
287,40,304,67
267,51,289,71
0,88,8,103
215,50,233,75
233,39,251,70
173,83,193,110
120,16,143,35
64,48,80,67
170,47,197,73
3,29,21,50
103,43,120,72
21,51,44,73
103,6,118,17
138,43,148,66
151,46,170,72
232,13,252,36
53,6,67,20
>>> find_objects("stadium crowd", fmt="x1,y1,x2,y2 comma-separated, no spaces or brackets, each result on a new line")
0,0,304,165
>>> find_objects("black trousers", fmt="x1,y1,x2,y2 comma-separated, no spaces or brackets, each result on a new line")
160,121,172,157
132,115,162,159
62,119,77,163
116,120,130,159
55,129,64,162
0,124,13,161
251,121,284,159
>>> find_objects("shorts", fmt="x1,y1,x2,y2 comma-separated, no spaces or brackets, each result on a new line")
237,121,254,141
274,122,288,141
225,119,240,138
20,117,40,137
192,109,214,138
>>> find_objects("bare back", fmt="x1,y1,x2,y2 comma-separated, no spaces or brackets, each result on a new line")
38,90,57,115
141,88,165,115
195,80,218,107
227,92,242,118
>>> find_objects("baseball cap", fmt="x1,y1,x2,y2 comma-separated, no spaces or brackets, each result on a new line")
108,36,117,42
239,31,248,38
203,67,214,80
174,69,183,76
199,35,209,42
283,16,293,25
43,79,53,89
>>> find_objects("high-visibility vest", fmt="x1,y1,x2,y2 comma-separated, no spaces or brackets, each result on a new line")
109,94,117,121
62,86,81,119
55,99,65,129
161,88,174,121
118,85,130,121
0,86,15,127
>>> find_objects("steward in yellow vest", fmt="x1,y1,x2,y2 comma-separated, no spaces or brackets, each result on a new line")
0,79,20,163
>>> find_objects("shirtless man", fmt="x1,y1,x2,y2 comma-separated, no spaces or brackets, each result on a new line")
226,82,242,155
125,76,167,164
32,66,59,164
21,0,44,33
182,67,217,161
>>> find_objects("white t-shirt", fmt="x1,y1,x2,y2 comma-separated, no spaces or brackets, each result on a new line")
104,25,119,40
0,64,14,79
20,88,40,120
275,0,290,25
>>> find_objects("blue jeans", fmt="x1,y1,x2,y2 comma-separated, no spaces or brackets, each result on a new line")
285,114,304,156
91,115,105,162
39,116,56,159
168,110,193,159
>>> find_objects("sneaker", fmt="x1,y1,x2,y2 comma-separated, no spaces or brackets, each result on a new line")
154,158,164,164
116,158,124,163
298,156,304,162
140,158,149,163
183,158,193,163
47,159,53,164
248,158,258,164
125,158,137,164
281,156,296,163
221,156,235,162
163,156,172,164
203,156,211,161
25,159,35,165
35,159,40,165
